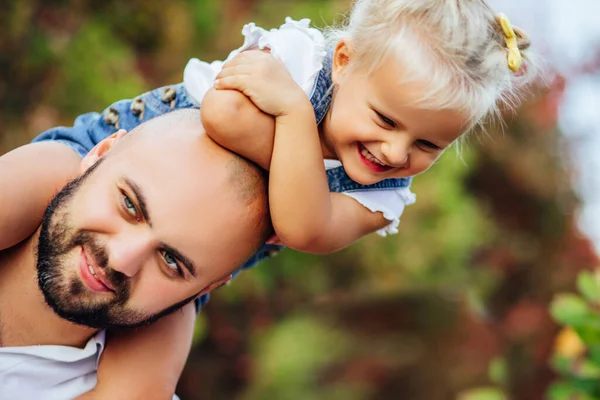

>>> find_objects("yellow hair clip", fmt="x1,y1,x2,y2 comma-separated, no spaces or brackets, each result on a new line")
497,13,522,72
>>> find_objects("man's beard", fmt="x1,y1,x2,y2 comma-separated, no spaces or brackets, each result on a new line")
36,158,198,329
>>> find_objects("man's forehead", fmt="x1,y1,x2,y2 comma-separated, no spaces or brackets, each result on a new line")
115,148,234,215
105,117,252,221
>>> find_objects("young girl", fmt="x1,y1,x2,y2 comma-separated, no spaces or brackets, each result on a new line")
5,0,536,397
199,0,536,254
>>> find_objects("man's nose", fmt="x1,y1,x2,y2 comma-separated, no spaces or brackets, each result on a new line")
381,136,410,166
107,233,154,278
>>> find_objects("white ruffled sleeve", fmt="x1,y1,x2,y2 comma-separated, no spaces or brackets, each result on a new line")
324,160,416,236
341,189,417,236
183,59,224,105
183,17,326,105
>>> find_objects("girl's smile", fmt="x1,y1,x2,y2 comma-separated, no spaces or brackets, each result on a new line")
357,143,394,173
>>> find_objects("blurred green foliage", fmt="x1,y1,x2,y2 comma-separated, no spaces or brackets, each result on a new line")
1,1,598,399
548,269,600,400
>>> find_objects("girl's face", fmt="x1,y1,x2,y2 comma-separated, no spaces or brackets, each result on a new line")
319,40,468,185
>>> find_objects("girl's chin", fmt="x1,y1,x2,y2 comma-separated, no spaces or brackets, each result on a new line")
345,167,381,186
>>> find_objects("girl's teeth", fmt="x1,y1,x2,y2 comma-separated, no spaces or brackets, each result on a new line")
88,263,97,278
361,147,387,167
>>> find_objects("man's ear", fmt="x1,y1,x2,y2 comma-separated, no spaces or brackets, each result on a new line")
332,39,353,85
80,129,127,172
197,274,233,297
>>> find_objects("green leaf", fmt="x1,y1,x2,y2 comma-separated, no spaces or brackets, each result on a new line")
578,270,600,305
551,355,574,375
589,346,600,364
575,359,600,379
547,381,599,400
457,387,506,400
575,325,600,347
550,294,599,328
488,357,507,385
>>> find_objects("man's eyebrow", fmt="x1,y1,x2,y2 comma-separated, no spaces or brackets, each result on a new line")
160,243,198,278
123,177,152,227
123,177,197,278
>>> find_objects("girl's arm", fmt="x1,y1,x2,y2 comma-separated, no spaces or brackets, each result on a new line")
201,87,274,170
77,302,196,400
0,142,81,250
200,48,281,171
213,51,390,254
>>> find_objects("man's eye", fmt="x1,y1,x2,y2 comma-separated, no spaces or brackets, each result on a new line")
160,250,182,276
376,111,396,128
122,193,139,218
416,139,441,151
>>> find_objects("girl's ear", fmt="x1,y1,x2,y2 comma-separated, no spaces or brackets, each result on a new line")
80,129,127,172
332,39,353,84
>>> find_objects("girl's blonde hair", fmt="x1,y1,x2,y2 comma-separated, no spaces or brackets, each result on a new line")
325,0,537,128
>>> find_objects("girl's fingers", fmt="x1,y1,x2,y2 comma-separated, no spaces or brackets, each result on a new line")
213,75,245,91
221,52,256,69
234,50,267,62
220,58,239,70
216,62,255,80
215,65,242,79
214,50,273,92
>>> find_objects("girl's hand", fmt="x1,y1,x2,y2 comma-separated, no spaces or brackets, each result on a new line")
214,50,308,117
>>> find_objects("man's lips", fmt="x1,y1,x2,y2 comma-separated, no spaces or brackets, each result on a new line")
357,143,393,173
79,246,114,292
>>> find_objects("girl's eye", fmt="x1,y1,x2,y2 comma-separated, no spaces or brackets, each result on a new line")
122,193,139,219
376,111,396,128
160,250,183,277
416,139,441,151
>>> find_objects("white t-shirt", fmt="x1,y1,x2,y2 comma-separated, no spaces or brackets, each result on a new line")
183,18,416,236
0,331,105,400
0,330,180,400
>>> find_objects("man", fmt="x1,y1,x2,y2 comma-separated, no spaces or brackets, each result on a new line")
0,109,271,399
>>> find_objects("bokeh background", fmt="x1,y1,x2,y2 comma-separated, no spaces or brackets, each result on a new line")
2,1,599,399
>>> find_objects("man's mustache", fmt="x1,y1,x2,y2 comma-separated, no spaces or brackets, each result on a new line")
72,231,128,293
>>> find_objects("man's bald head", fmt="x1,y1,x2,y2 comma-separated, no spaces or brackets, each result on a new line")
109,108,272,248
113,110,267,216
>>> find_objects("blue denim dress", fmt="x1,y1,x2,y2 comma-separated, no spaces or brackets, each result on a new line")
33,50,413,308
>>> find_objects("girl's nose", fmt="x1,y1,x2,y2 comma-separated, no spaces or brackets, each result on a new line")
381,138,410,166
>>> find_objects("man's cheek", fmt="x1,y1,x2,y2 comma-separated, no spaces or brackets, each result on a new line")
72,190,119,232
132,281,192,312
